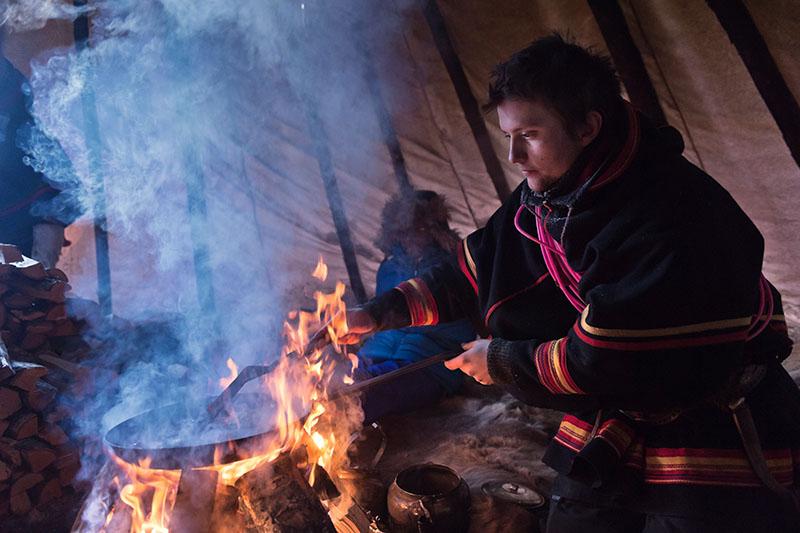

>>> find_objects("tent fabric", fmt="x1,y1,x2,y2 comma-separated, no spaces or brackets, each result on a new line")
3,1,798,368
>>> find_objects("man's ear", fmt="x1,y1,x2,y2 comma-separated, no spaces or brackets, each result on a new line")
578,111,603,148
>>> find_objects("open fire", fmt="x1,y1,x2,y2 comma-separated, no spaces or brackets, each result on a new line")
86,257,364,532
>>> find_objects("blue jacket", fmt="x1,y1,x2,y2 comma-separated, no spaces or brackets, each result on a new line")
358,245,474,394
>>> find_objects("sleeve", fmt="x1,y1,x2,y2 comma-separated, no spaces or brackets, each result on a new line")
487,196,769,412
363,233,485,332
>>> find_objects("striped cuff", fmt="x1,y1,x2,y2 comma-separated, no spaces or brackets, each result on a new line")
534,338,584,394
395,278,439,326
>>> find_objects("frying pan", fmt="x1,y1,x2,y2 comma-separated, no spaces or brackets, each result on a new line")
104,350,459,470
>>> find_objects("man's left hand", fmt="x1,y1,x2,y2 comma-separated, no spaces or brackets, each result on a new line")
445,339,494,385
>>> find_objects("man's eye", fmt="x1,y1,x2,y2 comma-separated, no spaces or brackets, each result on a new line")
503,133,511,139
521,131,537,139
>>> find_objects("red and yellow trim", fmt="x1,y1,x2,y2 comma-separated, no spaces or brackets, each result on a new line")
552,415,593,453
396,278,439,327
553,416,798,488
534,338,584,395
573,305,752,351
595,419,636,458
457,239,478,295
644,447,796,487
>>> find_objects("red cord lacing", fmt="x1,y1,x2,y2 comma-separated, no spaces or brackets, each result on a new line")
514,204,775,338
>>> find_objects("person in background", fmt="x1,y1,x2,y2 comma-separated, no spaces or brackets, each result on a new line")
1,32,79,267
356,190,476,424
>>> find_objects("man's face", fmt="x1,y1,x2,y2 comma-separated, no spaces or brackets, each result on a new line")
497,98,590,193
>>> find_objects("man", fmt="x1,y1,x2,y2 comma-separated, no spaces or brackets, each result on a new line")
343,34,800,532
1,40,77,267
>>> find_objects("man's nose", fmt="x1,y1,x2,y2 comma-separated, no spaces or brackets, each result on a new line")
508,138,526,164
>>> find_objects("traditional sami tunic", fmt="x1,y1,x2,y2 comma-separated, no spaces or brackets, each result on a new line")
364,104,800,520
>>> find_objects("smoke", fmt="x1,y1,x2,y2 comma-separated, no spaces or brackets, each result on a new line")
1,0,89,31
3,0,397,517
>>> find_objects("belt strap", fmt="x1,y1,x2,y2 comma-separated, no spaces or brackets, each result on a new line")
730,398,800,516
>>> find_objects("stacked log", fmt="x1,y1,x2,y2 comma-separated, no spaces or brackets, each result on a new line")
0,245,84,517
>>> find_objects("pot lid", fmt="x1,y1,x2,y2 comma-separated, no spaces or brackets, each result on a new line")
481,481,545,508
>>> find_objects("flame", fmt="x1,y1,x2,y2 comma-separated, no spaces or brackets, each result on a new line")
103,257,363,530
110,456,181,533
312,255,328,281
218,357,238,390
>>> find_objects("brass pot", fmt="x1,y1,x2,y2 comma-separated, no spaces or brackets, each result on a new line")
387,463,470,533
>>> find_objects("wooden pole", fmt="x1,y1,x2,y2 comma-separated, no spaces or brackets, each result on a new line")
707,0,800,169
420,0,511,202
587,0,668,126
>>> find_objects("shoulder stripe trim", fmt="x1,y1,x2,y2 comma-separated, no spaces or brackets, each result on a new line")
579,305,752,338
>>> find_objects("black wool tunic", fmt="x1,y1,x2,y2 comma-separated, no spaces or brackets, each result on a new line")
365,104,800,519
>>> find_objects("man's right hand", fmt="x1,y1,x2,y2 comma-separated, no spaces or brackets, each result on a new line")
339,307,377,345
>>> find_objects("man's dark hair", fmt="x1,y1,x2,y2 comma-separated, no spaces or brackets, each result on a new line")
485,33,624,135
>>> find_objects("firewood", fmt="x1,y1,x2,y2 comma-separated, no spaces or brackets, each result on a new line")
0,345,12,382
7,361,48,391
0,282,8,296
0,419,8,436
34,351,79,376
0,245,24,264
44,304,66,322
14,278,66,303
10,471,43,496
23,320,54,336
0,305,5,329
49,319,77,338
0,387,21,419
9,309,46,322
44,405,71,424
7,412,38,440
0,460,10,482
53,444,80,470
17,439,56,473
57,461,80,487
20,332,47,351
235,454,336,533
23,380,57,411
10,489,32,515
210,483,241,532
171,468,218,533
45,269,68,282
30,476,61,506
0,493,8,517
3,292,34,309
0,438,22,467
39,423,69,447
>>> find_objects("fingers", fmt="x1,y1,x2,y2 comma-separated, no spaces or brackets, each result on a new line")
444,354,464,370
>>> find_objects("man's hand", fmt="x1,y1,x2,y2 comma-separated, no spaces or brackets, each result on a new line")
445,339,493,385
338,307,377,345
31,223,65,269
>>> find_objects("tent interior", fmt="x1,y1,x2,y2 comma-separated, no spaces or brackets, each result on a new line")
1,0,799,530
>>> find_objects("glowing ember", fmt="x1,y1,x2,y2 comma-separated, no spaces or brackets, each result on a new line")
102,257,364,531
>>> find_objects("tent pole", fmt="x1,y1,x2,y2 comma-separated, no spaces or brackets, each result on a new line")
587,0,667,127
301,97,368,304
419,0,511,202
353,20,413,194
73,1,113,316
707,0,800,169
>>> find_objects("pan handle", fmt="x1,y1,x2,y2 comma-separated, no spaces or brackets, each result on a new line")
206,362,278,418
